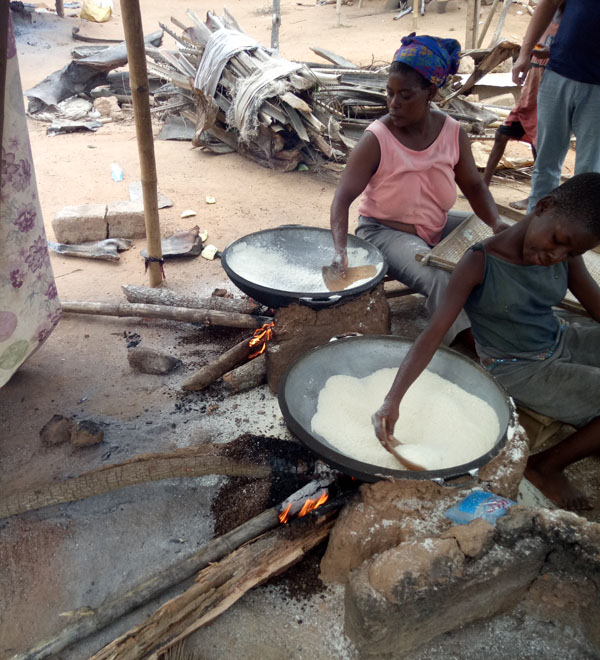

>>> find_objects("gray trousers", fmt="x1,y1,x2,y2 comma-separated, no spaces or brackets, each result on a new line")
527,69,600,213
490,323,600,428
356,211,471,345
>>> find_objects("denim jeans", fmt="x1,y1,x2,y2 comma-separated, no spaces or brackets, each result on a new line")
527,69,600,213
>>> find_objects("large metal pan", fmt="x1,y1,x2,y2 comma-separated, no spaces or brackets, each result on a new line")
221,226,387,309
278,335,513,483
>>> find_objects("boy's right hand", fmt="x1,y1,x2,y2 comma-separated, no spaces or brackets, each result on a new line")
372,401,400,449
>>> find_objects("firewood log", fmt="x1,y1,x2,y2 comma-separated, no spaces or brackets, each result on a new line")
222,353,267,392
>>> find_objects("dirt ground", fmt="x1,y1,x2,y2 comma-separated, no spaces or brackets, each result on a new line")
0,1,592,659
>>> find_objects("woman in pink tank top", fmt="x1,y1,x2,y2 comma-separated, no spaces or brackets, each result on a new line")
329,34,505,346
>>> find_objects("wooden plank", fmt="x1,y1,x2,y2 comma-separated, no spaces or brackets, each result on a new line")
309,46,357,69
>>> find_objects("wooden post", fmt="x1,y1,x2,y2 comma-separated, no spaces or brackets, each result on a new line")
465,0,481,49
477,0,499,48
0,0,9,160
271,0,281,51
412,0,419,29
490,0,513,47
336,0,342,27
120,1,163,287
55,0,64,17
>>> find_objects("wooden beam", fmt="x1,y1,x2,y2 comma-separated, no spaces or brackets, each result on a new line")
60,300,270,329
120,0,163,287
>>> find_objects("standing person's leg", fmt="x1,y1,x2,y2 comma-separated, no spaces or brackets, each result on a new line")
572,80,600,175
527,70,574,214
482,131,511,186
356,216,470,345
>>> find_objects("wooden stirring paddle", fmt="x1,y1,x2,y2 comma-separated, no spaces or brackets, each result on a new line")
381,419,426,471
321,264,377,292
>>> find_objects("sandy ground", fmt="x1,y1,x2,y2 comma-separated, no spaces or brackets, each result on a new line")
0,2,592,659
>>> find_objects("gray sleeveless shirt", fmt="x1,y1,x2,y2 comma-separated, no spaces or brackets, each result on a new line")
464,243,568,357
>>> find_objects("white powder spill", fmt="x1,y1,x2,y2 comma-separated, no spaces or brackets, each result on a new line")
311,368,500,471
227,242,382,292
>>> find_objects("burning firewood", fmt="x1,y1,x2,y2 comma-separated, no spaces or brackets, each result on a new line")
222,352,267,393
16,478,340,660
90,494,336,660
182,322,274,391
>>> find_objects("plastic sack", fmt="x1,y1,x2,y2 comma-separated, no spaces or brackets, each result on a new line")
81,0,112,23
445,490,516,526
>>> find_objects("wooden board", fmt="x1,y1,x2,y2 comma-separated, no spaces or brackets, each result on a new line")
416,213,600,315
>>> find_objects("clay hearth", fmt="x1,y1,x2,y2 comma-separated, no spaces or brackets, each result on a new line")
318,419,600,658
265,283,390,392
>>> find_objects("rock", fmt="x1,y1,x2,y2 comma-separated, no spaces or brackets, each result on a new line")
458,55,475,74
93,95,124,121
40,414,73,447
71,420,104,447
52,204,108,244
128,347,181,375
441,518,495,558
106,200,146,239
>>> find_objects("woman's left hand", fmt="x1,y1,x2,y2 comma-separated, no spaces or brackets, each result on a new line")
491,219,510,234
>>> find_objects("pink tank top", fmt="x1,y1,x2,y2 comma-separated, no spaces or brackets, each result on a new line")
357,116,460,246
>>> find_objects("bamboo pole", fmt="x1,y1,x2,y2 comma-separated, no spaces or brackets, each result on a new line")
477,0,499,48
120,0,163,287
271,0,281,50
490,0,512,47
60,300,270,329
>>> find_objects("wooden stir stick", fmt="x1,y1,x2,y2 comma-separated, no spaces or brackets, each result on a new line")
381,419,426,472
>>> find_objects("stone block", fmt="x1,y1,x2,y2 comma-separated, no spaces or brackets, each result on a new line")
107,200,146,239
52,204,108,244
93,95,124,121
266,284,390,393
345,538,547,656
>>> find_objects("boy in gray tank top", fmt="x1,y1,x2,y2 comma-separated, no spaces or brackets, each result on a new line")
373,173,600,511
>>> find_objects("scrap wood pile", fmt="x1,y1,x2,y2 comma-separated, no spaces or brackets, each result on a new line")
146,9,520,177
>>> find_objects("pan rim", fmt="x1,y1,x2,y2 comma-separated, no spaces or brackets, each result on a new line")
278,334,513,483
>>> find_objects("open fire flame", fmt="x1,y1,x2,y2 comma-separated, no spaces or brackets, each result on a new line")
278,490,329,524
248,321,275,359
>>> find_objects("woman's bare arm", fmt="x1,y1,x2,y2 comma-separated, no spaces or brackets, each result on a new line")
330,131,381,273
454,128,506,234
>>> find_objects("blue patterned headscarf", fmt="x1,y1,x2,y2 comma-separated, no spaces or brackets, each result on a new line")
393,33,461,88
